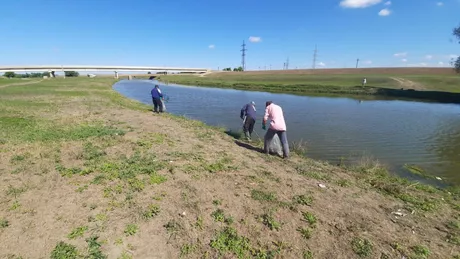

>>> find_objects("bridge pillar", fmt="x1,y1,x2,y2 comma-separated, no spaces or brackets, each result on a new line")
114,71,119,79
48,71,56,78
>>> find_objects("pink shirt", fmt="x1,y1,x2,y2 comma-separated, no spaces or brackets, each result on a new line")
264,103,286,131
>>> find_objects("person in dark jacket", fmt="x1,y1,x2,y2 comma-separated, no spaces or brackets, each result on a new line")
151,85,164,113
240,101,257,141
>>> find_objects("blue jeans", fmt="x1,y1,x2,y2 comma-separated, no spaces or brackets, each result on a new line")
264,128,289,158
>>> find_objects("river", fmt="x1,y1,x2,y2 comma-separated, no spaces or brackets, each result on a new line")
113,79,460,185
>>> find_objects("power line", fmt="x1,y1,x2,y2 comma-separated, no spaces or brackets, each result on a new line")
312,45,318,69
241,40,247,71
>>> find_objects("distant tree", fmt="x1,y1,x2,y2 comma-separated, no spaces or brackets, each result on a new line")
64,71,79,77
147,72,151,74
453,24,460,73
3,72,16,78
222,67,232,71
42,72,50,77
30,73,43,78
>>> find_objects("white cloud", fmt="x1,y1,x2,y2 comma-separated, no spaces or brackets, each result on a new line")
438,61,444,65
340,0,382,8
363,60,373,64
420,62,428,66
208,44,215,49
248,36,261,43
401,59,408,62
425,55,433,60
394,52,407,57
384,1,391,5
449,54,459,59
436,2,444,6
318,62,326,67
378,8,391,16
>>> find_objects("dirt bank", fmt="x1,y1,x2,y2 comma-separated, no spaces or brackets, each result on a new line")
0,78,459,259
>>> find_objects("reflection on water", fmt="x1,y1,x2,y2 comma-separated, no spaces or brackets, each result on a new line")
113,80,460,185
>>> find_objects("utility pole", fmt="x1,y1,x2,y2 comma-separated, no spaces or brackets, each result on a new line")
241,40,247,71
312,45,318,69
356,58,360,68
283,62,286,70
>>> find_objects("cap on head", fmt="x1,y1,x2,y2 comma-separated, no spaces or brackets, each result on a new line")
155,85,159,88
265,101,273,107
251,101,255,105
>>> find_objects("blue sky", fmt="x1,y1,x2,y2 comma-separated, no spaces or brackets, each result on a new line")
1,0,459,70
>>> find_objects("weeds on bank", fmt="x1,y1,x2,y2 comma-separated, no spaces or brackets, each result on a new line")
303,250,313,259
251,189,277,202
351,237,373,257
51,242,79,259
259,213,281,231
297,227,312,239
0,218,9,228
211,209,234,224
293,194,314,206
67,226,88,239
290,139,307,156
301,211,317,227
142,204,161,220
410,245,430,258
124,224,139,236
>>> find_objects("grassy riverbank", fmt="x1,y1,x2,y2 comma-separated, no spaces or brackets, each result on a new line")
157,69,460,102
0,78,459,258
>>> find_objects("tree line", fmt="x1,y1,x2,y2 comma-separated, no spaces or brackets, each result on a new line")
222,66,244,72
2,71,80,78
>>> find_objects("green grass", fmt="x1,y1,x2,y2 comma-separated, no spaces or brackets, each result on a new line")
67,226,88,239
211,209,233,224
0,218,9,228
124,224,139,236
297,227,312,239
293,194,314,206
142,204,161,219
301,211,317,227
410,245,430,258
251,189,277,202
260,213,281,231
351,237,373,257
50,242,79,259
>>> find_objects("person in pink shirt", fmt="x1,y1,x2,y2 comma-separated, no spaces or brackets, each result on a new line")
262,101,289,159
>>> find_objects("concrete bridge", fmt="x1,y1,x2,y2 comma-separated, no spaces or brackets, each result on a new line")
0,65,210,78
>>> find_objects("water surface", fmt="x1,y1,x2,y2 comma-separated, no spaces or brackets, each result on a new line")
113,80,460,185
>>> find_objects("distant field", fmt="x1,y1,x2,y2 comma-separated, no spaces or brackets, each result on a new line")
157,67,460,97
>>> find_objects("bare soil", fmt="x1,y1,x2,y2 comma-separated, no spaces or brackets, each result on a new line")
0,79,459,259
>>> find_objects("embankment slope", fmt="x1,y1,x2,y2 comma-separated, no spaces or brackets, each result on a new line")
0,78,458,258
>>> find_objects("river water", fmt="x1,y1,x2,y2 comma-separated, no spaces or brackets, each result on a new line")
113,80,460,185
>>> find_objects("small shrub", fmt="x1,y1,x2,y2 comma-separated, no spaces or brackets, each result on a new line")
150,174,167,184
124,224,138,236
211,209,233,224
50,242,79,259
86,235,107,259
0,218,9,228
142,204,161,219
351,237,373,257
180,243,197,257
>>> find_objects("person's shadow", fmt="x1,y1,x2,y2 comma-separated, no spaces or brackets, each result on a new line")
234,140,264,153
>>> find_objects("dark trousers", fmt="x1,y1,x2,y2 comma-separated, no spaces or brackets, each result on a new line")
264,128,290,158
152,97,163,113
243,117,255,138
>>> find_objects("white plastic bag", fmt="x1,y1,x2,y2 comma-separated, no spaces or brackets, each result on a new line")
266,131,283,156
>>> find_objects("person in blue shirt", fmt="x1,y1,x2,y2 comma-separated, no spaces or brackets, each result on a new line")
240,101,257,141
151,85,164,113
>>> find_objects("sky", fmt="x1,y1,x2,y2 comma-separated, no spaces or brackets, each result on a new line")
0,0,459,70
